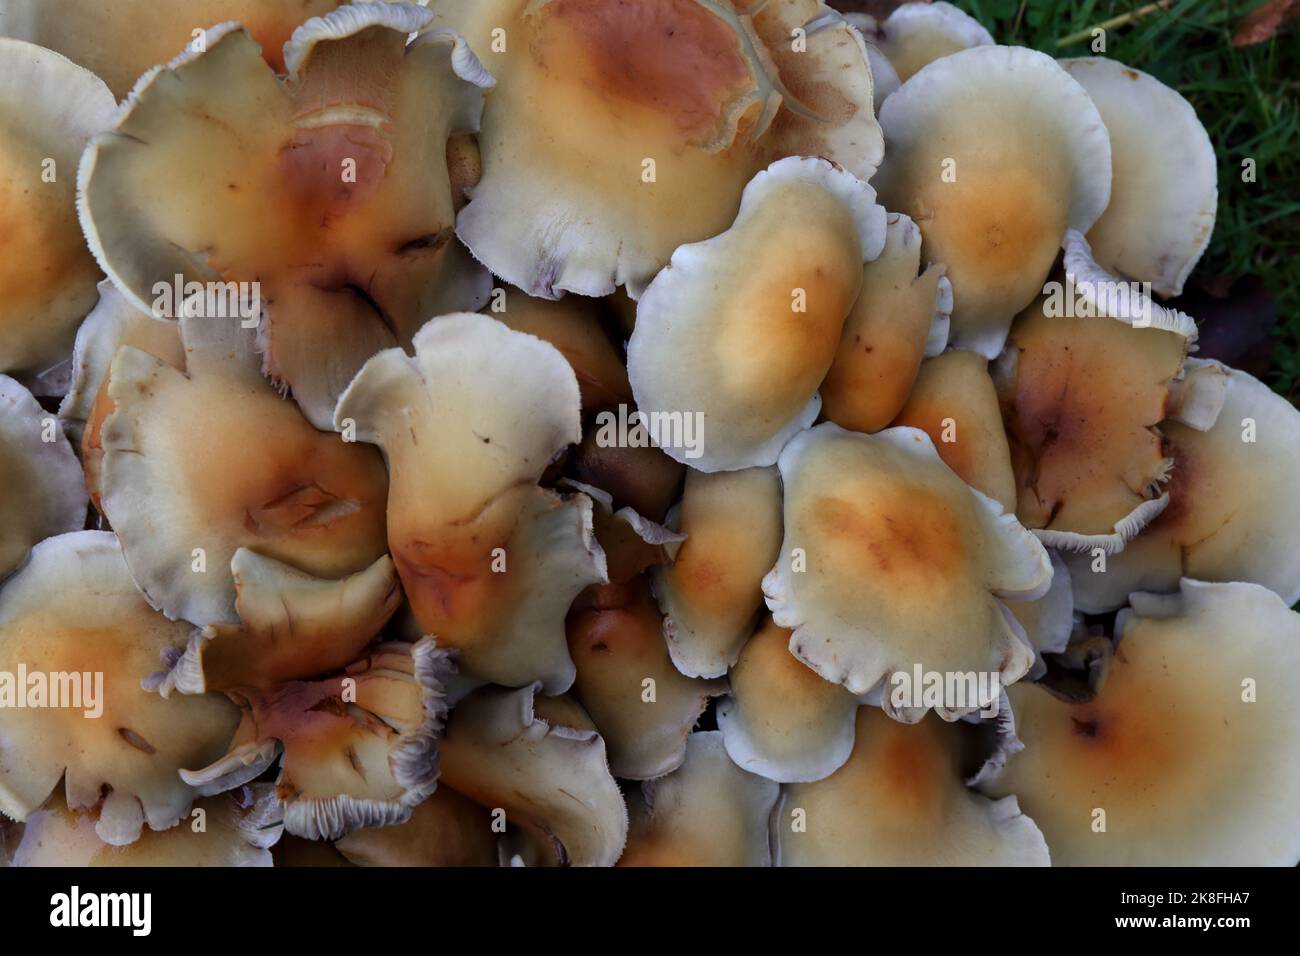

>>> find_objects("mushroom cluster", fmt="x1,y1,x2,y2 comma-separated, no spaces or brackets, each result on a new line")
1,0,1297,868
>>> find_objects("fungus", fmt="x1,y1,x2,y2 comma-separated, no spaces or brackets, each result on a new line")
334,783,498,867
859,2,993,83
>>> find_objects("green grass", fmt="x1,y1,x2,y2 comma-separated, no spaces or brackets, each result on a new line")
952,0,1300,398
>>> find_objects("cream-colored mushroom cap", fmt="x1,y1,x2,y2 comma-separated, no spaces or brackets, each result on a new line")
619,731,779,866
78,4,492,428
874,45,1111,357
1004,551,1075,678
1061,229,1197,337
1062,57,1216,297
868,1,993,82
0,532,240,845
439,683,628,867
776,706,1049,865
763,423,1049,710
1066,361,1300,611
652,465,783,679
0,39,114,379
430,0,883,299
99,311,389,627
985,580,1300,865
629,156,886,471
0,376,87,579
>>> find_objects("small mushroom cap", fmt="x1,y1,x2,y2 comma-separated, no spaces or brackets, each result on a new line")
1062,57,1217,297
564,479,684,586
0,376,88,578
619,731,779,866
717,617,859,783
764,423,1049,707
984,580,1300,865
874,45,1111,357
629,156,886,471
0,38,115,377
567,578,725,779
100,312,389,626
869,1,993,82
820,212,951,434
334,783,498,866
776,706,1049,865
1065,361,1300,611
652,466,784,679
10,785,280,867
890,348,1015,512
997,293,1189,552
439,683,628,867
0,532,240,842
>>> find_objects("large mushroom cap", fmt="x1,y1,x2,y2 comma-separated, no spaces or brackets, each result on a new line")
1065,361,1300,611
629,156,885,471
864,1,993,82
0,532,240,844
874,45,1111,357
0,38,115,379
984,580,1300,865
763,423,1050,710
776,706,1049,865
1062,57,1217,297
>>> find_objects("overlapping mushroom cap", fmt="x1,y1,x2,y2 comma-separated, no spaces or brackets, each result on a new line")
874,45,1111,357
79,3,493,427
428,0,883,299
0,38,115,384
984,580,1300,865
334,784,498,866
763,423,1050,712
0,532,240,845
855,1,993,83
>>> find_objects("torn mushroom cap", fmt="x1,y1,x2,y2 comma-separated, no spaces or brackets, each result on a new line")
874,45,1111,358
0,376,87,578
1062,57,1217,298
1065,361,1300,612
820,211,951,434
100,310,389,627
183,637,453,841
776,706,1049,865
763,423,1050,712
0,38,115,378
567,578,725,780
1003,550,1075,680
334,313,606,693
0,532,240,845
717,617,858,783
10,785,281,867
619,730,778,866
334,783,498,866
984,580,1300,865
151,549,401,696
438,0,882,300
652,465,784,679
439,683,628,867
78,5,492,429
865,1,993,82
890,348,1015,513
563,480,684,585
996,292,1189,553
629,156,886,471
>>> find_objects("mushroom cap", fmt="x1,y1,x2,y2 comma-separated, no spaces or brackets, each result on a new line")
0,375,88,578
984,580,1300,865
996,292,1189,552
0,38,115,378
439,683,628,867
874,45,1111,357
1062,57,1217,298
820,212,951,434
568,424,686,524
561,480,684,585
100,312,389,626
1061,229,1198,337
629,156,886,471
439,0,882,300
890,348,1015,512
0,532,240,843
619,731,779,866
840,15,901,112
869,1,994,82
763,423,1050,709
1003,550,1075,678
567,578,725,779
333,783,498,866
776,706,1049,865
1065,361,1300,611
652,465,784,679
78,6,492,428
717,617,859,783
